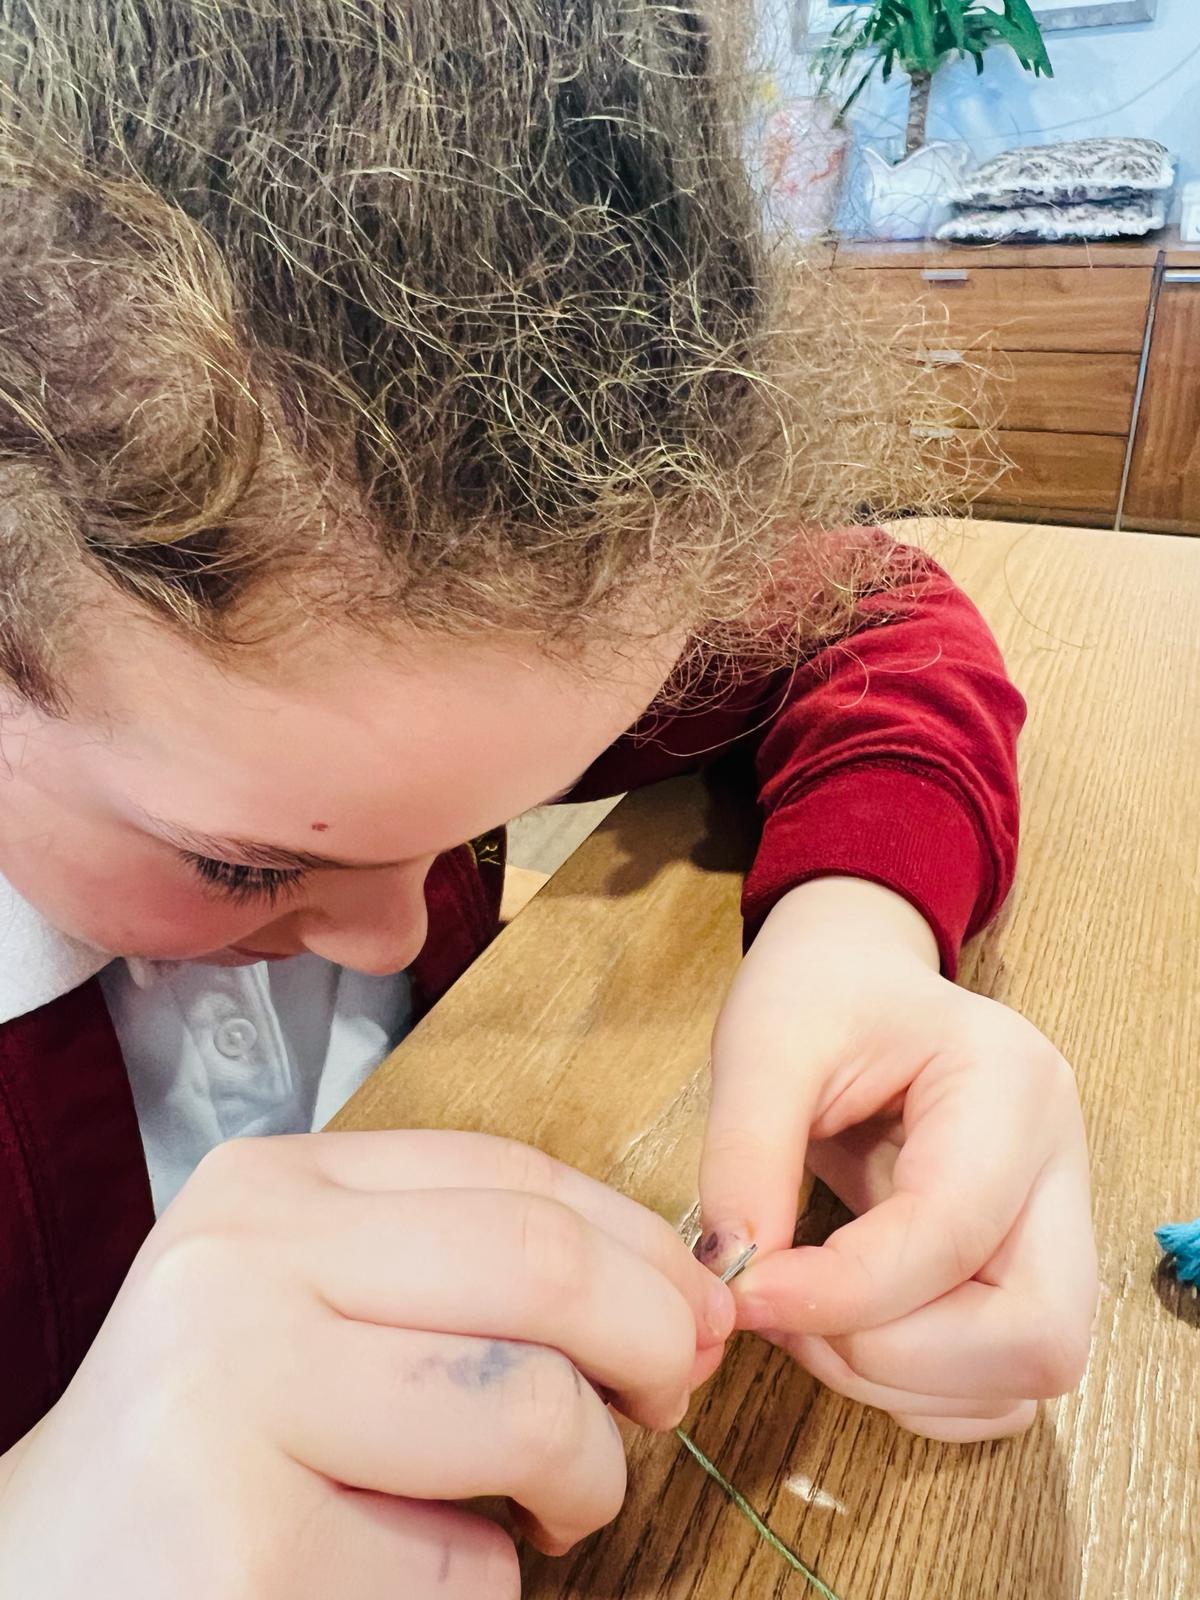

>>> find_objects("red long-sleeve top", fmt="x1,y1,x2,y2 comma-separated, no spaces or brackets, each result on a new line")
577,548,1022,974
0,543,1024,1450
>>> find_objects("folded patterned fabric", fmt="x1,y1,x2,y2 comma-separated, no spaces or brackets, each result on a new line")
936,193,1168,244
950,137,1176,210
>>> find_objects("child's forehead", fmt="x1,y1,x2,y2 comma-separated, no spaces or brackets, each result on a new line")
69,599,677,761
43,613,677,868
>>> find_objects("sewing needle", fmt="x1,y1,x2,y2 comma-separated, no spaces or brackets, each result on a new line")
717,1243,758,1284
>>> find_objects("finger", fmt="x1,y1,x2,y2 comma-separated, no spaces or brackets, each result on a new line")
828,1159,1097,1399
736,1057,1048,1334
891,1401,1038,1443
297,1132,734,1349
699,1015,824,1274
827,1283,1078,1401
690,1339,726,1389
305,1186,702,1429
295,1493,521,1600
277,1320,628,1557
773,1331,1030,1420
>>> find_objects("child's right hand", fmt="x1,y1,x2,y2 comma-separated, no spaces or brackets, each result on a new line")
0,1131,733,1600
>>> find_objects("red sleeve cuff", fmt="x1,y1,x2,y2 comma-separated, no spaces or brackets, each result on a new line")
741,764,1001,979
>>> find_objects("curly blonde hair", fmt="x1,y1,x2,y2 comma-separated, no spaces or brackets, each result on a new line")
0,0,959,713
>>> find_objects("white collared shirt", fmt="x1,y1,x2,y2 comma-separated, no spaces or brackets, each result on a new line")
0,876,413,1214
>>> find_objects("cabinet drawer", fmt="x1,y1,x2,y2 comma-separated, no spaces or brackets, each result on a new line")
839,266,1152,353
974,430,1127,517
931,351,1139,435
1123,278,1200,535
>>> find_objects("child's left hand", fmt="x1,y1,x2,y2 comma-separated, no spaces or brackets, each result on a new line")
698,876,1098,1442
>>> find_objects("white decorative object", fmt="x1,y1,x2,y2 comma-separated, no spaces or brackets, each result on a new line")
936,193,1167,243
862,142,972,241
1180,182,1200,246
760,98,851,239
951,138,1177,209
1030,0,1157,28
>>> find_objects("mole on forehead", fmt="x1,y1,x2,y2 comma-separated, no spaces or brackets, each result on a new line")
141,763,593,872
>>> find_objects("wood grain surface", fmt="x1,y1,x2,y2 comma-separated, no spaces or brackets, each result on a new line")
833,267,1153,354
1124,280,1200,537
933,352,1139,438
978,429,1128,518
331,519,1200,1600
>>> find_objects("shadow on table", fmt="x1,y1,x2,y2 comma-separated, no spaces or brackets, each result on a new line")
1151,1257,1200,1331
587,761,759,899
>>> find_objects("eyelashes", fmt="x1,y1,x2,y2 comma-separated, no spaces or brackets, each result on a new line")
180,851,308,906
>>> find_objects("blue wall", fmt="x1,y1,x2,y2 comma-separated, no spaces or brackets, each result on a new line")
761,0,1199,227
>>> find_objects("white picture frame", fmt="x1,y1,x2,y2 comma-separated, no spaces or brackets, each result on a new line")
795,0,1159,52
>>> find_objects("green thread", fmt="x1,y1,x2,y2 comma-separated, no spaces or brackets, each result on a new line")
675,1427,841,1600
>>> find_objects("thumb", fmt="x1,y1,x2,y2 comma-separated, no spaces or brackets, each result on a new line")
697,1020,821,1280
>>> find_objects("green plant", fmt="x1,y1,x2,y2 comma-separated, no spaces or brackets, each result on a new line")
816,1,1053,158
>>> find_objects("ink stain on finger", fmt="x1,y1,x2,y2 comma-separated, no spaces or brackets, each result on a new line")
696,1231,722,1266
695,1230,756,1280
444,1339,527,1390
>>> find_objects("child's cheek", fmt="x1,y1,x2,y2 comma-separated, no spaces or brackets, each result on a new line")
101,875,266,960
41,851,264,960
108,828,287,956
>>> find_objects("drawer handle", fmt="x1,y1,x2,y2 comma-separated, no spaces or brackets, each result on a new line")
921,268,970,284
1163,269,1200,285
921,348,965,366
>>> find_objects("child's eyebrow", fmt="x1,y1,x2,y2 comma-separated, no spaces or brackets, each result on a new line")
145,817,397,874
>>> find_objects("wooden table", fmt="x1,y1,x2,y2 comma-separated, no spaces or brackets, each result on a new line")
332,520,1200,1600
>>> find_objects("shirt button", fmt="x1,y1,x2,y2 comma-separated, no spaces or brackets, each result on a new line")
214,1018,259,1058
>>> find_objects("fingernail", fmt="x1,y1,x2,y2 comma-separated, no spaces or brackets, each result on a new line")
695,1224,753,1279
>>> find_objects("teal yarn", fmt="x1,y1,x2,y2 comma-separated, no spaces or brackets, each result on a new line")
1156,1216,1200,1286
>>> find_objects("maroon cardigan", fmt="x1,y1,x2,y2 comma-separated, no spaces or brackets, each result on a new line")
0,553,1025,1452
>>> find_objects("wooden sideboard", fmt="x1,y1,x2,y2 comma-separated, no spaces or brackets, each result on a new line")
831,229,1200,534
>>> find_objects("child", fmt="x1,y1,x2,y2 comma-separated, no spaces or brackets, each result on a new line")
0,2,1097,1594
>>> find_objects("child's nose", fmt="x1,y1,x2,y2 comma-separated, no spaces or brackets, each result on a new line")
296,859,432,976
